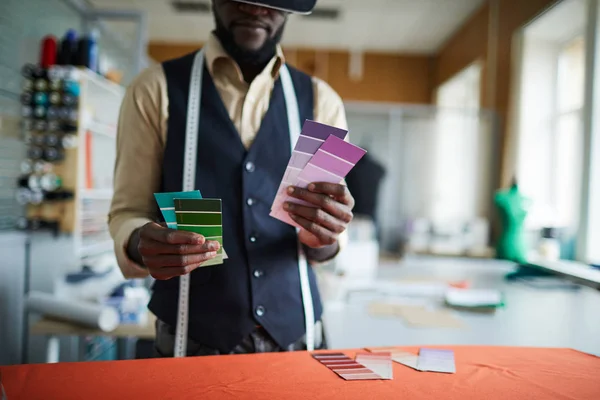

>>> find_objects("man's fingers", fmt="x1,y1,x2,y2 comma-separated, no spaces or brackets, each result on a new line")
138,239,220,256
144,251,219,270
287,186,353,223
140,222,205,245
284,203,346,234
289,213,338,246
307,182,354,207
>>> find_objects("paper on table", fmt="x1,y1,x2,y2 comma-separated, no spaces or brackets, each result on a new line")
355,352,393,379
392,352,420,371
417,348,456,374
312,353,382,380
397,305,465,329
271,135,366,227
445,288,504,308
366,347,420,371
368,303,464,328
174,198,224,267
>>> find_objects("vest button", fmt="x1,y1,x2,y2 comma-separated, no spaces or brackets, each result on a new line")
249,235,257,243
246,197,255,206
255,305,265,317
253,269,263,278
245,161,255,172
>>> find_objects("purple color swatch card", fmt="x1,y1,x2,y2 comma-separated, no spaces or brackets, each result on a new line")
416,348,456,374
270,120,348,223
271,134,366,227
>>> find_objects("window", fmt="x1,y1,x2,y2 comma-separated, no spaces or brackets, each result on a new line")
433,63,483,224
517,32,585,232
554,37,585,229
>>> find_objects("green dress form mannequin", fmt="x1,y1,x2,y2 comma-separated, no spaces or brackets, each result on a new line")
494,180,531,264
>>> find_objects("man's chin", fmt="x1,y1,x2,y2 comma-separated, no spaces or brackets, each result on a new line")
235,42,265,54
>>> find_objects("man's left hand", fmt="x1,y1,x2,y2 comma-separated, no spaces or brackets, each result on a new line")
284,182,354,248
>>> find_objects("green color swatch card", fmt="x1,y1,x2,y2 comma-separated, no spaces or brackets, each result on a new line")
174,198,224,267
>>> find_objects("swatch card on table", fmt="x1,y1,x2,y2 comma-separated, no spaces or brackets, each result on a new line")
154,191,226,266
312,353,386,381
270,120,366,227
366,347,456,374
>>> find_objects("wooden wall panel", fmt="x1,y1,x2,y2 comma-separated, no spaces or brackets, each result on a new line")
148,42,201,62
434,3,490,88
148,42,433,104
433,0,560,186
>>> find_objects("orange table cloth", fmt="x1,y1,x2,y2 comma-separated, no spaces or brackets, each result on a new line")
2,346,599,399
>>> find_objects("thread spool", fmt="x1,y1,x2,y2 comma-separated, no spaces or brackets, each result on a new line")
47,107,59,120
21,92,33,105
49,92,61,105
40,35,58,69
33,105,46,119
28,146,44,160
47,66,64,82
34,92,48,106
34,79,48,92
48,79,62,92
33,120,47,132
22,106,33,118
21,64,36,79
20,160,33,175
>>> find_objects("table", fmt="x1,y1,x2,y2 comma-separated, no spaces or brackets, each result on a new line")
322,256,600,355
1,346,599,399
29,314,155,363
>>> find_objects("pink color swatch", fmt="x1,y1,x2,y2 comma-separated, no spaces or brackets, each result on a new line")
312,353,382,381
271,134,366,227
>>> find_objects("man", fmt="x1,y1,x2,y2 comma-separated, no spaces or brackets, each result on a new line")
109,0,354,357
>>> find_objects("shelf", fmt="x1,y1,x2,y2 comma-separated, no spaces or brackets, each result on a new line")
80,189,113,200
85,121,117,139
79,240,114,257
77,68,125,99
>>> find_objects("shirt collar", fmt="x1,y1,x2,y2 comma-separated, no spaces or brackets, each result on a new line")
204,32,285,83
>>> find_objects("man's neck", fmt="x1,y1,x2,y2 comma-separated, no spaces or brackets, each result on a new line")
238,61,268,83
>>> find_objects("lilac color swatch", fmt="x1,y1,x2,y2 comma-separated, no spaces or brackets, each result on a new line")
294,136,324,154
417,349,456,374
289,151,314,169
310,150,355,177
319,135,366,164
283,167,302,184
301,120,348,141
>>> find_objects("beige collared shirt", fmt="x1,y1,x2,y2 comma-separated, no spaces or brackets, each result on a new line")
109,33,348,278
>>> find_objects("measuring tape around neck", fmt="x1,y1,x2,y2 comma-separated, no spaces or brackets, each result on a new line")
175,50,315,357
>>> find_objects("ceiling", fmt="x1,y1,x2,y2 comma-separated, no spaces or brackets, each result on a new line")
87,0,486,53
525,0,586,43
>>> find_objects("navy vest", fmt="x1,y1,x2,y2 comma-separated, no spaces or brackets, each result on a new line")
148,51,323,353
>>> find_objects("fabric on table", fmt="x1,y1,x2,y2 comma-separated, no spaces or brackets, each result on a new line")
1,347,599,400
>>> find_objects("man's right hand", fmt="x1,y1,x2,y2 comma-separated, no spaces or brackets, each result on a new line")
128,222,221,280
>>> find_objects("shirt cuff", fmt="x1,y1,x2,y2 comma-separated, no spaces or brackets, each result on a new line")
113,217,153,279
308,230,348,266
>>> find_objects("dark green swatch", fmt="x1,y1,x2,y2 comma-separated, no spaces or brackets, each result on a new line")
174,198,222,212
176,212,222,226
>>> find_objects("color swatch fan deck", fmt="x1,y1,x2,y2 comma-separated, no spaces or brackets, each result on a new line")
154,191,226,266
270,120,367,227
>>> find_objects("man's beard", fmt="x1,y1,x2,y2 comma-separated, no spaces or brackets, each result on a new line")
213,10,285,68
